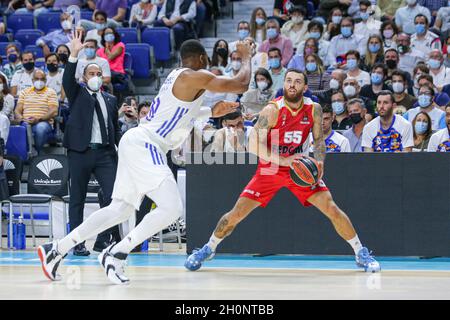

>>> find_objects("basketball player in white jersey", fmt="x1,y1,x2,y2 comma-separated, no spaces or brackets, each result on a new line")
38,31,252,284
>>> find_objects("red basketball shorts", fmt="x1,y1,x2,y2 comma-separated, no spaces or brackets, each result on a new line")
239,167,329,208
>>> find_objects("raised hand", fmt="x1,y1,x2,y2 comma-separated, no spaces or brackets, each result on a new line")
69,29,85,57
236,42,252,62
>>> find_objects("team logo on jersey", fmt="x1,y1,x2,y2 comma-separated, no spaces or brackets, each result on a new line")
281,114,287,126
300,114,310,125
437,140,450,152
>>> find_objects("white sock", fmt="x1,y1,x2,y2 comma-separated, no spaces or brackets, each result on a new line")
347,235,363,255
206,234,223,251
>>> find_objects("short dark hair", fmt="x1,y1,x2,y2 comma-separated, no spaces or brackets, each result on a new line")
289,5,306,16
254,67,273,89
307,20,324,34
413,63,430,76
85,38,98,48
94,10,107,21
377,90,395,103
284,68,308,85
418,84,435,97
237,20,249,30
391,69,407,82
180,39,207,60
341,16,354,26
418,73,434,84
45,53,60,63
359,0,371,7
21,51,35,60
346,50,360,61
138,101,151,115
415,13,429,26
380,20,399,39
322,104,333,114
268,47,282,57
56,44,70,55
222,110,243,121
385,48,399,57
372,63,388,77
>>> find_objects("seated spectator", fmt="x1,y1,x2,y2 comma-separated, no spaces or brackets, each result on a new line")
228,21,251,53
362,91,414,152
348,0,382,20
384,49,413,91
225,50,242,78
418,0,446,18
56,44,70,69
53,0,83,11
97,27,126,89
416,74,450,108
304,54,331,93
317,3,347,27
412,63,429,97
154,0,198,50
36,12,73,57
45,53,65,103
435,5,450,33
281,5,310,49
118,97,139,134
15,0,54,17
343,98,368,152
345,50,370,88
380,20,399,52
138,101,151,119
14,69,58,154
240,68,274,120
211,110,251,152
428,50,450,92
404,84,446,130
361,35,384,73
391,70,417,111
288,37,319,71
85,10,108,49
210,39,229,72
0,74,16,121
3,44,22,83
10,51,36,96
82,0,127,29
273,0,310,26
343,76,374,120
395,0,431,35
129,0,158,28
427,104,450,152
411,111,432,151
250,7,267,44
360,63,391,109
331,91,352,130
75,39,111,86
322,7,344,41
354,0,381,40
296,20,330,67
327,17,365,67
397,33,426,77
259,19,294,67
410,14,441,56
320,104,351,153
317,69,347,106
267,47,287,92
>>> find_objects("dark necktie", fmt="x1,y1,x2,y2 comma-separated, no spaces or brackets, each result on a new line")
92,93,108,146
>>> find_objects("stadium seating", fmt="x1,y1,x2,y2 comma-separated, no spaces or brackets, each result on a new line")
15,29,44,48
141,27,171,63
7,13,34,34
24,45,44,59
117,28,138,44
0,42,22,56
80,10,94,21
6,125,29,161
125,43,152,79
36,12,62,34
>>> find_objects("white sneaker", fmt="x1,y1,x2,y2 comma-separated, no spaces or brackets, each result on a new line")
98,244,130,285
37,242,64,281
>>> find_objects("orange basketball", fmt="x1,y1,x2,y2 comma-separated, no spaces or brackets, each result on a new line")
290,157,320,187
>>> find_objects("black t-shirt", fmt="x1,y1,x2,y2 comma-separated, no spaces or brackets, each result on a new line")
332,117,352,130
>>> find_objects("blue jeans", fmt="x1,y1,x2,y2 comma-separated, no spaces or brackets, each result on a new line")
31,121,52,153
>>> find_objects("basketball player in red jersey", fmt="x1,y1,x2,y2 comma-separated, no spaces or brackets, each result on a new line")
185,69,380,273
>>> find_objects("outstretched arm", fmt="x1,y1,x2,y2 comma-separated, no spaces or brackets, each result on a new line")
312,103,325,177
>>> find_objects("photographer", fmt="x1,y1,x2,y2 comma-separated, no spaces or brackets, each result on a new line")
118,96,139,134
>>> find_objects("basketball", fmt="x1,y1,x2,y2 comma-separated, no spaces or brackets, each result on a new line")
290,157,320,187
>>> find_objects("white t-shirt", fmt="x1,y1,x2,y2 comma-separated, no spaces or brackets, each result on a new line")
353,70,371,88
427,128,450,152
10,69,33,95
75,57,112,81
46,69,64,100
325,130,351,153
362,115,414,152
430,66,450,89
403,106,446,131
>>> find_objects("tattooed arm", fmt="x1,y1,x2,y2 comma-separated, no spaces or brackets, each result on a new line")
312,103,325,178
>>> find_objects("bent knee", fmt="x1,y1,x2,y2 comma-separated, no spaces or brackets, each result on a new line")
326,201,342,220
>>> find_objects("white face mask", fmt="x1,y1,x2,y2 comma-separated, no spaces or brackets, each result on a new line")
344,85,357,97
87,76,103,92
34,80,45,90
329,78,340,90
257,81,268,91
61,20,72,30
392,82,405,93
0,84,3,92
231,61,241,71
291,16,303,24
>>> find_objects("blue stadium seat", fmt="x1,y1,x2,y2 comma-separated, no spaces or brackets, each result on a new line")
80,10,94,21
1,56,7,66
0,42,22,56
125,43,151,78
307,1,315,19
0,34,9,42
6,125,29,161
15,29,44,48
35,60,45,68
7,14,34,34
117,28,138,44
36,12,62,34
141,27,171,62
24,45,44,59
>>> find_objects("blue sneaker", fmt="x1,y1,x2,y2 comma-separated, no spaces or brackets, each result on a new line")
356,247,381,273
184,244,215,271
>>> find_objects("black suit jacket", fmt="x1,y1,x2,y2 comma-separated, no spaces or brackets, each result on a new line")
62,60,121,152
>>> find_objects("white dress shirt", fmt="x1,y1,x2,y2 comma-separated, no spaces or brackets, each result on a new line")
395,4,431,35
327,34,366,66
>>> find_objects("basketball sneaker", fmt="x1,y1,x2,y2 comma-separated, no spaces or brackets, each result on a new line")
356,247,381,273
184,244,215,271
98,244,130,285
37,242,64,281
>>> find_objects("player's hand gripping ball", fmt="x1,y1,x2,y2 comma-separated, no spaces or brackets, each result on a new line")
290,156,321,187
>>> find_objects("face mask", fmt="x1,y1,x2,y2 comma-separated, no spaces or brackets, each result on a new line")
341,27,353,38
268,58,280,69
291,16,303,24
344,85,357,98
85,48,97,59
256,18,265,26
306,62,317,72
96,23,106,30
267,28,278,39
360,12,369,21
23,61,35,71
257,81,268,91
415,121,428,134
332,16,342,25
238,29,249,40
216,47,228,58
61,20,72,30
392,82,404,93
368,44,381,53
231,61,241,71
428,59,441,69
347,59,358,70
34,80,45,90
8,54,18,63
87,76,103,92
415,24,426,35
332,101,345,115
397,45,409,54
0,84,4,91
329,78,340,90
350,113,363,124
371,73,383,85
58,53,68,63
418,94,431,108
383,29,394,39
406,0,417,5
47,63,58,73
305,47,315,55
309,31,321,39
386,59,397,69
104,33,115,42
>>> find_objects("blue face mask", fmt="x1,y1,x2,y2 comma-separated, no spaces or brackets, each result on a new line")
255,18,266,26
418,94,432,108
96,23,106,30
268,58,280,69
428,59,441,69
415,24,426,35
309,31,321,39
360,12,370,21
371,73,383,85
85,48,96,59
238,29,249,40
347,59,358,70
368,43,381,53
332,101,345,115
267,28,278,39
104,33,115,42
306,62,317,72
341,26,353,38
415,121,428,134
332,16,342,25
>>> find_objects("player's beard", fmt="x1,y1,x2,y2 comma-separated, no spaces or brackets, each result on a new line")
284,88,303,104
379,107,393,119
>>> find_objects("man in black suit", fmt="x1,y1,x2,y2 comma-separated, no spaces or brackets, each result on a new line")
63,33,122,256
